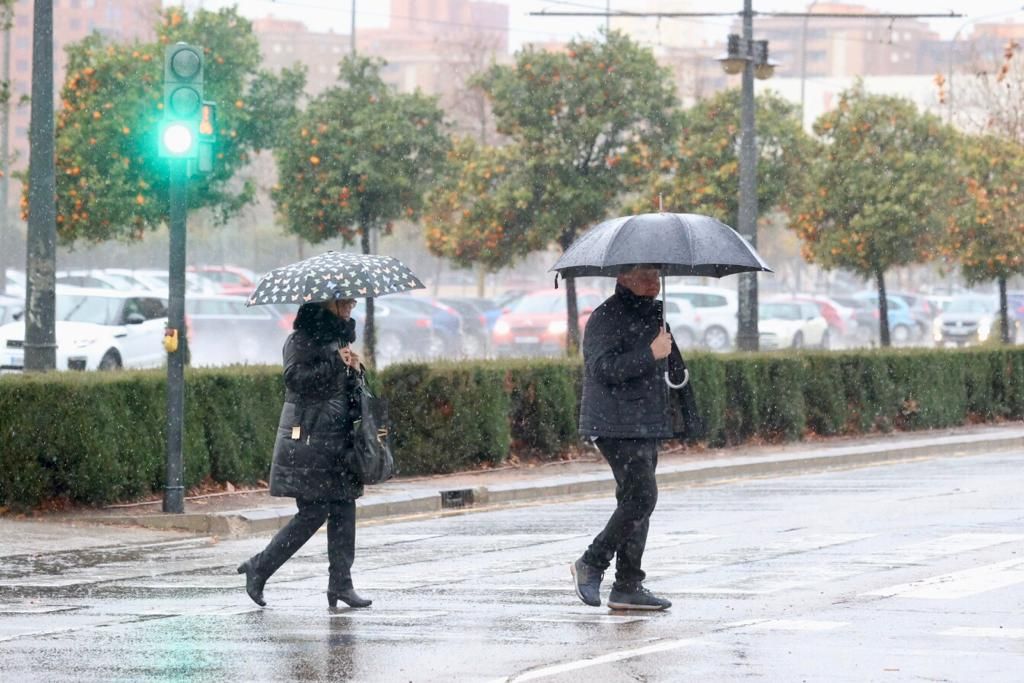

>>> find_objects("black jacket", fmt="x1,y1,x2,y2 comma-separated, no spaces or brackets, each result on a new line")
269,315,363,501
578,284,701,440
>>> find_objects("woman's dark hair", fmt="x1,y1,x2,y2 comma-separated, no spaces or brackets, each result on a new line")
294,302,356,345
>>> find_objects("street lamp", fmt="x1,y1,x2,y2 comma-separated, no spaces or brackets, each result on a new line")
717,0,775,352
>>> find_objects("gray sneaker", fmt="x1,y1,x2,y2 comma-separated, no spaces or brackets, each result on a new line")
570,558,603,607
607,586,671,611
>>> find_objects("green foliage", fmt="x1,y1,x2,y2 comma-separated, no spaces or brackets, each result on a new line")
272,55,450,246
477,30,677,248
42,7,305,243
637,89,815,224
3,349,1024,509
946,135,1024,285
380,362,510,474
793,85,958,344
424,137,541,271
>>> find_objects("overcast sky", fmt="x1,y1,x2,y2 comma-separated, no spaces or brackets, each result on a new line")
185,1,1024,49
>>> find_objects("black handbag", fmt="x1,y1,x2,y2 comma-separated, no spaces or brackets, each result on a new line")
350,376,396,485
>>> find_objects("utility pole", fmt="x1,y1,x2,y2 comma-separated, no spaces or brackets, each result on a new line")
736,0,759,351
0,4,12,295
24,0,56,371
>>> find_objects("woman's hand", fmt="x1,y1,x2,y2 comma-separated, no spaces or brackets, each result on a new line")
339,347,361,369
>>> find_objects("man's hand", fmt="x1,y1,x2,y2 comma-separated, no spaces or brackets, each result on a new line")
650,328,672,360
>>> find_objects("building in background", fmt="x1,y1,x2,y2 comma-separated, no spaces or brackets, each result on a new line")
251,17,350,97
4,0,161,206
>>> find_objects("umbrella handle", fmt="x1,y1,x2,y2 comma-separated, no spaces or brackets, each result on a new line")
665,368,689,389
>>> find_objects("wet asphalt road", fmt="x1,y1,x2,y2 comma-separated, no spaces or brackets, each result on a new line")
1,450,1022,682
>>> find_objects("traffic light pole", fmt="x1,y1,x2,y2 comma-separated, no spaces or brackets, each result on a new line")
163,158,188,514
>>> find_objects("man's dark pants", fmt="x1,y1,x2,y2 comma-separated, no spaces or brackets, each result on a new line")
249,499,356,592
581,437,659,590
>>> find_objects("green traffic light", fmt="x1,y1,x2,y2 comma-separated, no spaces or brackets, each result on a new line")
162,123,194,156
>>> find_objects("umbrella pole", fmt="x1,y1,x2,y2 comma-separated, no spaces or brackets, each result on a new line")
662,271,689,389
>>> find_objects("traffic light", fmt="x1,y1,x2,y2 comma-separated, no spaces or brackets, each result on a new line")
197,101,217,174
159,42,203,159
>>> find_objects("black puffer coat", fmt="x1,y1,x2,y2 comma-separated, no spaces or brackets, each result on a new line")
269,308,363,501
578,284,699,440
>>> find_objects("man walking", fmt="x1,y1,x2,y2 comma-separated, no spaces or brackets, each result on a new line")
571,265,696,610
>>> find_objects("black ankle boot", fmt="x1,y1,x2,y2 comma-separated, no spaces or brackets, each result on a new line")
237,560,267,607
328,588,372,609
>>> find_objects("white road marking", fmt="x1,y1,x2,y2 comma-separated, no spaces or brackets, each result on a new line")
858,533,1024,566
521,615,647,625
0,605,84,615
742,619,847,632
940,627,1024,639
864,559,1024,599
328,610,448,620
490,638,700,682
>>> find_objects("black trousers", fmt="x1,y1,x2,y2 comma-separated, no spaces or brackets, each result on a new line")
249,498,357,593
581,437,659,591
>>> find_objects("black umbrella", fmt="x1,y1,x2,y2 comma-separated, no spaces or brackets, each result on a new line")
551,212,772,387
246,251,424,307
550,212,772,279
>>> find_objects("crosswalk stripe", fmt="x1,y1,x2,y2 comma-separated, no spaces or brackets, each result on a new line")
940,627,1024,639
863,559,1024,599
490,638,700,682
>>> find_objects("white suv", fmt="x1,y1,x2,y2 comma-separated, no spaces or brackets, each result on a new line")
663,284,738,351
0,288,168,371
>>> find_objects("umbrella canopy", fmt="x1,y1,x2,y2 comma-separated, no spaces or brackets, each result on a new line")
246,251,424,306
550,212,772,278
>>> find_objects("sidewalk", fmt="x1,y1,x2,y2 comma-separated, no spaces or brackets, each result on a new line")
27,422,1024,538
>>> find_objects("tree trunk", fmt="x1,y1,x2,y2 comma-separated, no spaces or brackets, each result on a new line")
360,222,375,367
559,230,581,355
875,268,890,348
475,263,486,298
998,275,1010,344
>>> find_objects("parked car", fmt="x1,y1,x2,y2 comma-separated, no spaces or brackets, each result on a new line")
55,269,135,290
386,295,463,358
786,294,858,342
0,293,23,325
185,294,291,366
834,293,917,345
663,284,738,351
3,269,25,296
188,265,258,296
758,300,830,349
0,288,167,372
888,290,935,339
932,294,1011,346
491,289,604,357
662,297,699,349
439,297,498,358
353,299,439,366
104,268,218,294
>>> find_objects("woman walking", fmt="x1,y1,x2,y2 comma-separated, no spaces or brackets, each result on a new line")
238,297,371,609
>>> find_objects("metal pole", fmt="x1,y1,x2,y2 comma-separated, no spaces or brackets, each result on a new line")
163,158,188,514
24,0,56,371
0,9,12,295
350,0,356,54
799,0,819,128
736,0,759,352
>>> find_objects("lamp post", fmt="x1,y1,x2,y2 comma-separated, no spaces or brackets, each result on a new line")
799,0,820,127
718,0,776,352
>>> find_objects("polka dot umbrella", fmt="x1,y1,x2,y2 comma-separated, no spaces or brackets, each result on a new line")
246,251,424,306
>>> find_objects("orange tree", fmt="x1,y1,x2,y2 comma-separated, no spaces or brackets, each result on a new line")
423,137,540,273
272,55,450,365
39,7,304,243
792,85,958,346
475,30,677,353
944,134,1024,343
636,89,815,228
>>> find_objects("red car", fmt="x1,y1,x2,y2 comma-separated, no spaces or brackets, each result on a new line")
491,289,605,357
188,265,258,296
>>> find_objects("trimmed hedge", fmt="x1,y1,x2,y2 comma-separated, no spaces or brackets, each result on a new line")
1,347,1023,509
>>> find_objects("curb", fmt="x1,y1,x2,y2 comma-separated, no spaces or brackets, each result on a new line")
87,430,1024,537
